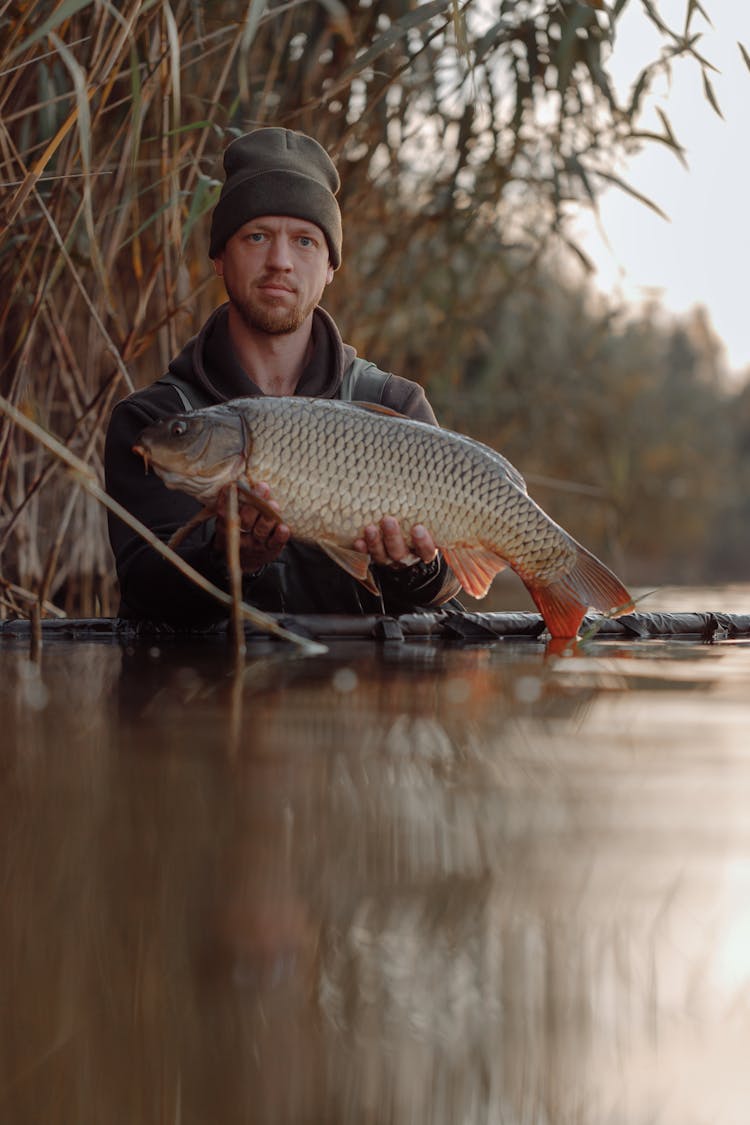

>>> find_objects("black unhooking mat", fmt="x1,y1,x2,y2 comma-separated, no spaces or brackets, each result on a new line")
2,610,750,643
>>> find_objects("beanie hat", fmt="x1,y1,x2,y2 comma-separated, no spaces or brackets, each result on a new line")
209,128,342,267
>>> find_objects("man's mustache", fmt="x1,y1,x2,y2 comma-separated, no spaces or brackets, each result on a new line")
257,274,297,293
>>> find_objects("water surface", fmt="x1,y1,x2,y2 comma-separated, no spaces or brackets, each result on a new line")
2,585,750,1124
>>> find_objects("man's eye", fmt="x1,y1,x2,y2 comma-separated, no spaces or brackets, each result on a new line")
246,232,265,243
298,236,313,247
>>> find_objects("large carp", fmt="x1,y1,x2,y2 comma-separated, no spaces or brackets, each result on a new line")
133,396,632,638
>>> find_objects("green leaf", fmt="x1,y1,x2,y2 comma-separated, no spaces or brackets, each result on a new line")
165,121,214,137
335,0,452,85
238,0,268,103
596,169,669,220
564,156,597,208
630,128,688,168
98,0,129,32
628,66,652,116
641,0,671,36
128,43,143,172
554,3,595,94
240,0,268,56
701,69,724,119
181,176,221,251
585,37,616,109
48,33,90,172
121,197,180,248
7,0,95,63
655,107,688,168
163,0,181,133
559,233,595,274
685,0,711,33
473,18,510,64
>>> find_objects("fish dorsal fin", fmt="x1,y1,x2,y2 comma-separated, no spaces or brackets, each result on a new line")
350,401,409,419
318,540,379,595
442,545,508,599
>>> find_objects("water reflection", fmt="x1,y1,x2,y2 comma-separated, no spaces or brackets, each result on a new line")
2,630,750,1123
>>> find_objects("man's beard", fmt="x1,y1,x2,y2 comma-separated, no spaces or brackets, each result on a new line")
226,275,321,335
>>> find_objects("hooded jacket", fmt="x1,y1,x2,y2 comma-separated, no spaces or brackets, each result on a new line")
104,305,460,625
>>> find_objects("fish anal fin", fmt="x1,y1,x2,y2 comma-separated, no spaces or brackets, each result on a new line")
319,540,379,595
526,583,588,640
442,545,508,599
525,544,633,639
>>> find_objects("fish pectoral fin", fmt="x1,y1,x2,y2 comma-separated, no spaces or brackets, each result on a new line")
318,540,379,595
442,545,508,599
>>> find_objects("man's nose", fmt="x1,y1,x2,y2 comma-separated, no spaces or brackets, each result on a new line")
266,235,293,270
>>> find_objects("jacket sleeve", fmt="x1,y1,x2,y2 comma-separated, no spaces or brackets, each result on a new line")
105,391,231,625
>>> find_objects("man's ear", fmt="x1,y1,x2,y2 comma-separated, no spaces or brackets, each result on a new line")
325,261,334,285
213,253,224,278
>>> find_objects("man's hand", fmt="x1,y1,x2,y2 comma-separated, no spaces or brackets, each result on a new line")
353,516,438,567
214,482,290,573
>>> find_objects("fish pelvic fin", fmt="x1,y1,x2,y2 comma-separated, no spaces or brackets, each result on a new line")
318,540,379,596
526,544,633,639
442,545,508,599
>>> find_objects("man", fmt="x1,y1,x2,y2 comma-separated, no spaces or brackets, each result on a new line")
105,127,460,624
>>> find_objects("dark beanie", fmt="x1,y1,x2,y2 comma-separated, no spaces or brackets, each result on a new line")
209,128,342,267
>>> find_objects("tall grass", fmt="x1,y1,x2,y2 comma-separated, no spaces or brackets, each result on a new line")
1,2,294,616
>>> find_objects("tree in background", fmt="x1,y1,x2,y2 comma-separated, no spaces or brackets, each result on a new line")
427,261,734,587
0,0,742,616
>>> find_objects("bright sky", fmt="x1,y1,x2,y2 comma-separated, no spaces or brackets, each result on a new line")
574,0,750,379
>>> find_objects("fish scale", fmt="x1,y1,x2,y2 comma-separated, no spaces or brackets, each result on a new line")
134,396,632,638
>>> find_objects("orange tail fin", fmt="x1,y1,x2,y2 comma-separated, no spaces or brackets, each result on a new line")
525,544,633,639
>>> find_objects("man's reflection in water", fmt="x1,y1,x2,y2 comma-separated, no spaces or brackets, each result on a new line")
110,639,613,1124
14,638,730,1124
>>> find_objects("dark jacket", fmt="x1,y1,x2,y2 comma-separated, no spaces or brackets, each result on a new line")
104,304,461,625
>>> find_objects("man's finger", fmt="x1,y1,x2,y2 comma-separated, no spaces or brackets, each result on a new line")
411,523,438,563
240,520,289,546
380,516,409,563
245,514,282,544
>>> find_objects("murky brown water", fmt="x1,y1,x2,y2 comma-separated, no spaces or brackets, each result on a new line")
3,586,750,1124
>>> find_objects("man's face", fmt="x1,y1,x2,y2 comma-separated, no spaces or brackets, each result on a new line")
214,215,335,335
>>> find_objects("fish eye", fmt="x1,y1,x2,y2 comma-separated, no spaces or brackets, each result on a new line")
170,419,189,438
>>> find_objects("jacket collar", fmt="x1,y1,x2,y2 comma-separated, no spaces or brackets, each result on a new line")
168,302,355,402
